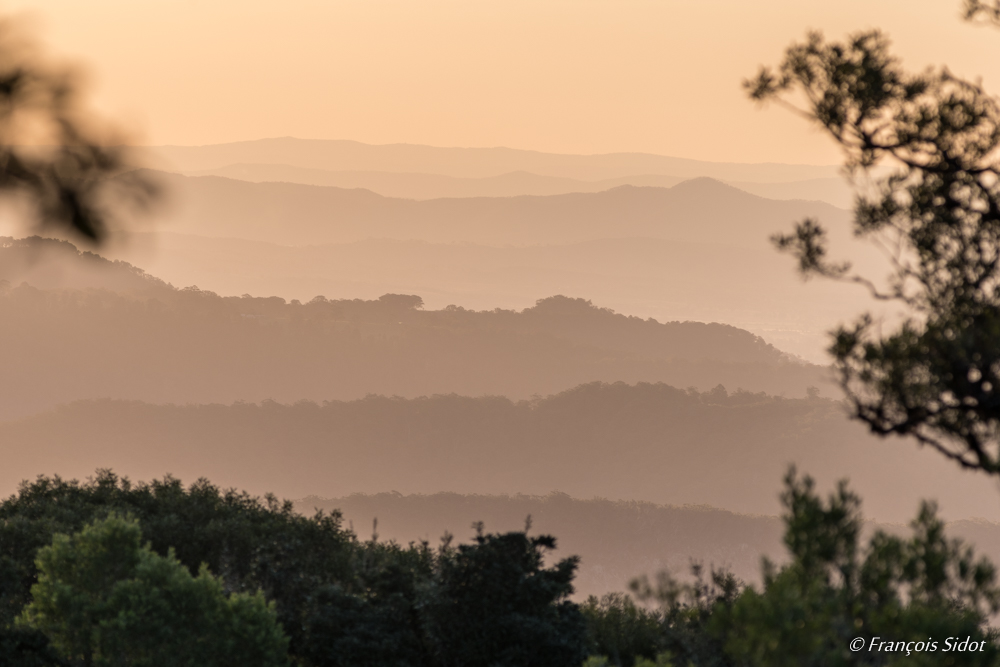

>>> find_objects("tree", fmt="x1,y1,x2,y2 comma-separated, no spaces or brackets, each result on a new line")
18,514,289,667
745,5,1000,475
0,471,354,665
582,593,665,667
421,526,588,667
0,472,593,667
0,17,155,243
627,564,740,667
601,471,1000,667
716,469,1000,666
297,538,435,667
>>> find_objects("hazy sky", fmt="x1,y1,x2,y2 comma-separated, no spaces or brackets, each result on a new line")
8,0,998,163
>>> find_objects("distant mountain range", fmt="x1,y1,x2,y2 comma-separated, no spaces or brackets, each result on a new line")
140,171,854,248
144,137,843,182
182,163,853,208
102,172,880,361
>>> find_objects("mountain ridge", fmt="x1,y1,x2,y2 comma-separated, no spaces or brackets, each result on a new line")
178,162,853,208
144,137,842,182
2,383,995,525
143,170,852,247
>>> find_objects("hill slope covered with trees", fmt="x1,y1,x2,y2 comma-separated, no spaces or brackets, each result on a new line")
0,243,828,420
3,382,995,524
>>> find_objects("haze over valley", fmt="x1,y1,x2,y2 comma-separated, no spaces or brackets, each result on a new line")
38,139,889,362
1,133,956,589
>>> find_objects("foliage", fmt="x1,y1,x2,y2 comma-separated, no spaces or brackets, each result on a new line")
421,526,587,667
0,471,353,663
578,470,1000,667
717,469,1000,666
745,7,1000,473
0,472,591,667
297,538,435,667
582,593,664,667
18,514,288,667
629,564,740,667
0,626,65,667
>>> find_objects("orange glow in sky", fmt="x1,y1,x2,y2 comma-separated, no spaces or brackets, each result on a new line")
7,0,998,163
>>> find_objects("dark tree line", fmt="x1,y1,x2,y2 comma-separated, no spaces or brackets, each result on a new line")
0,471,587,667
3,469,999,666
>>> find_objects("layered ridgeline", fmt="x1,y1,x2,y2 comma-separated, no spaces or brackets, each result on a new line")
108,172,879,360
112,231,871,362
150,137,855,205
0,236,827,421
139,172,853,246
147,137,844,182
182,165,853,208
293,492,1000,599
2,383,997,525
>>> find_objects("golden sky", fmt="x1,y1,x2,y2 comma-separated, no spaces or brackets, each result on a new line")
8,0,998,163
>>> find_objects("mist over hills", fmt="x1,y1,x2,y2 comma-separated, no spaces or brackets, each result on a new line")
104,172,878,360
146,137,842,182
109,231,873,362
184,165,687,200
1,236,171,295
143,171,852,248
3,383,996,525
184,163,853,209
0,264,828,420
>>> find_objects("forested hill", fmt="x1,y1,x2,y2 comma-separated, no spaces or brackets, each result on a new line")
2,382,996,524
0,236,172,295
0,267,827,419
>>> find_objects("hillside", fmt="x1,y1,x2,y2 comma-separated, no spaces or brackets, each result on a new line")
2,383,996,524
142,172,854,247
0,271,828,419
0,236,172,295
109,232,876,362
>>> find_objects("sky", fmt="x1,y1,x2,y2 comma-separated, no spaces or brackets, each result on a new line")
5,0,999,163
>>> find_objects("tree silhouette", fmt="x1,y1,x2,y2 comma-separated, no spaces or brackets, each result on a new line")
0,18,155,243
746,6,1000,474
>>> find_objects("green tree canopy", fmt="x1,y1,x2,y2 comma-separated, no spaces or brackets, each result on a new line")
586,471,1000,667
19,514,288,667
0,471,353,664
717,469,1000,666
422,526,587,667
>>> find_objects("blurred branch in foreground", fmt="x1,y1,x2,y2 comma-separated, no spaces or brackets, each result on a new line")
0,17,158,244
